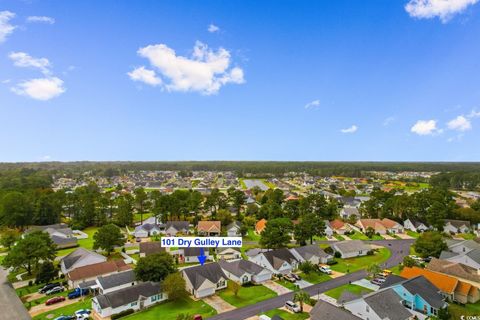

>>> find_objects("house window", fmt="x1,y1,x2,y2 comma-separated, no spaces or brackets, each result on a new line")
131,301,137,307
217,280,226,288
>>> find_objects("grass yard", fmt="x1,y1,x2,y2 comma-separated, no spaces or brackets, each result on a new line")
32,298,91,319
133,212,153,223
56,226,99,257
275,278,299,291
458,233,476,240
389,264,403,275
218,282,277,308
334,234,345,241
125,297,216,320
261,309,309,320
449,301,480,319
331,248,391,273
369,234,385,240
349,231,369,240
244,228,261,242
325,284,373,300
406,230,420,238
299,272,331,284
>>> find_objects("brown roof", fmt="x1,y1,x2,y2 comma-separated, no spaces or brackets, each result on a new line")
427,258,480,284
68,260,131,281
139,242,165,256
330,219,345,230
197,221,221,233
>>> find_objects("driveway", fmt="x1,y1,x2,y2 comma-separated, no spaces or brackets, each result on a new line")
295,279,312,289
382,234,395,240
0,268,31,319
262,280,292,294
29,296,81,317
396,233,413,239
203,295,236,313
351,279,380,291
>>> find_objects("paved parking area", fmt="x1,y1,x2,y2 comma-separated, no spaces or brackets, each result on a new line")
352,279,380,291
262,280,292,294
203,295,236,313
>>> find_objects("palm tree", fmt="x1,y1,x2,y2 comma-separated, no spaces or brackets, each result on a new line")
293,290,310,312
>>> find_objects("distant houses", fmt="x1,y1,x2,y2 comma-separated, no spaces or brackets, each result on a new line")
139,242,165,258
403,219,429,233
197,221,221,236
67,260,131,288
164,221,190,236
226,221,242,236
26,223,78,249
290,245,333,265
444,219,471,234
355,218,404,235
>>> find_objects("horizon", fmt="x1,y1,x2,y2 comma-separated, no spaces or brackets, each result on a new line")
1,1,480,162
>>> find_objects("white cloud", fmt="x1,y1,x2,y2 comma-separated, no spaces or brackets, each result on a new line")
447,115,472,131
132,41,245,95
383,116,396,126
208,24,220,33
468,109,480,118
405,0,479,22
8,52,51,75
0,11,16,43
304,99,320,109
127,66,162,86
340,125,358,134
410,119,441,135
26,16,55,24
12,77,65,101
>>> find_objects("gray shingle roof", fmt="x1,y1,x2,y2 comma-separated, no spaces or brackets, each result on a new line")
95,282,161,309
400,276,445,309
183,247,208,257
363,289,412,320
439,250,459,260
62,247,105,270
165,221,189,231
218,259,266,277
333,240,371,254
97,270,135,290
311,300,360,320
182,262,227,290
262,248,298,270
379,275,406,289
291,245,331,260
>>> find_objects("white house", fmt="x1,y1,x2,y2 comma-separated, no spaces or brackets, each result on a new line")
179,247,212,263
290,245,333,265
219,259,272,284
92,282,166,318
444,220,471,234
134,223,162,238
96,270,137,295
249,248,299,275
226,221,242,237
217,247,241,261
164,221,190,236
403,219,429,233
60,248,107,274
332,240,371,259
182,263,228,298
323,221,334,237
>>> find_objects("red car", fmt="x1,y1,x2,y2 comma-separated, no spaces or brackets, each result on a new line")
193,316,203,320
46,296,65,305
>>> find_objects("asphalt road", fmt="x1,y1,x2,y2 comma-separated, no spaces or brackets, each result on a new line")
0,268,31,320
208,239,413,320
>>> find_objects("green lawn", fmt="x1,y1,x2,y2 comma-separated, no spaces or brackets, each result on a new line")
244,228,260,242
349,231,369,240
406,230,420,238
389,264,403,275
275,278,299,291
218,282,277,308
298,272,331,284
369,234,385,240
331,248,391,273
134,212,153,223
56,226,99,257
32,298,91,319
125,297,216,320
325,284,373,300
458,233,476,240
334,234,345,241
262,309,309,320
449,301,480,319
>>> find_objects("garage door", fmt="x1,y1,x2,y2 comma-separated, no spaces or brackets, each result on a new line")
254,273,271,283
196,287,215,298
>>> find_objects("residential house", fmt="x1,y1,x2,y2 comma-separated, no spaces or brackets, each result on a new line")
134,223,162,238
390,275,447,317
197,221,221,236
344,288,413,320
182,263,228,298
332,240,371,259
96,270,137,294
226,221,242,237
444,219,471,234
164,221,190,236
67,260,131,288
310,300,361,320
92,282,165,318
180,247,211,263
255,219,267,234
356,218,404,235
427,258,480,287
219,259,272,284
340,207,361,220
26,223,78,249
400,266,480,304
290,245,333,265
60,247,107,275
403,219,429,233
139,242,165,258
446,239,480,254
329,219,352,235
439,241,480,270
217,247,241,261
323,221,334,237
249,248,299,275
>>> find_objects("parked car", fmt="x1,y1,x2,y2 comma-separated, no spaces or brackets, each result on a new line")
371,278,386,285
319,265,332,274
193,315,203,320
283,274,296,282
54,316,75,320
46,296,66,305
74,309,91,317
290,273,301,281
39,283,58,294
68,288,89,299
46,286,65,295
285,301,301,313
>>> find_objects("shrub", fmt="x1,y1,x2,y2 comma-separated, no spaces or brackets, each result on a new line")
111,309,135,319
327,260,338,265
299,261,314,274
367,250,374,256
324,246,333,254
334,251,341,258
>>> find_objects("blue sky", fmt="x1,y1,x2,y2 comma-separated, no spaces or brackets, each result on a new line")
1,0,480,162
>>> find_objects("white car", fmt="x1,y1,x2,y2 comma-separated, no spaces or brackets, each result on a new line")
319,265,332,274
285,301,301,313
259,316,271,320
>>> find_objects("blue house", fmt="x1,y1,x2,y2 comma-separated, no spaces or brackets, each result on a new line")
391,276,447,317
